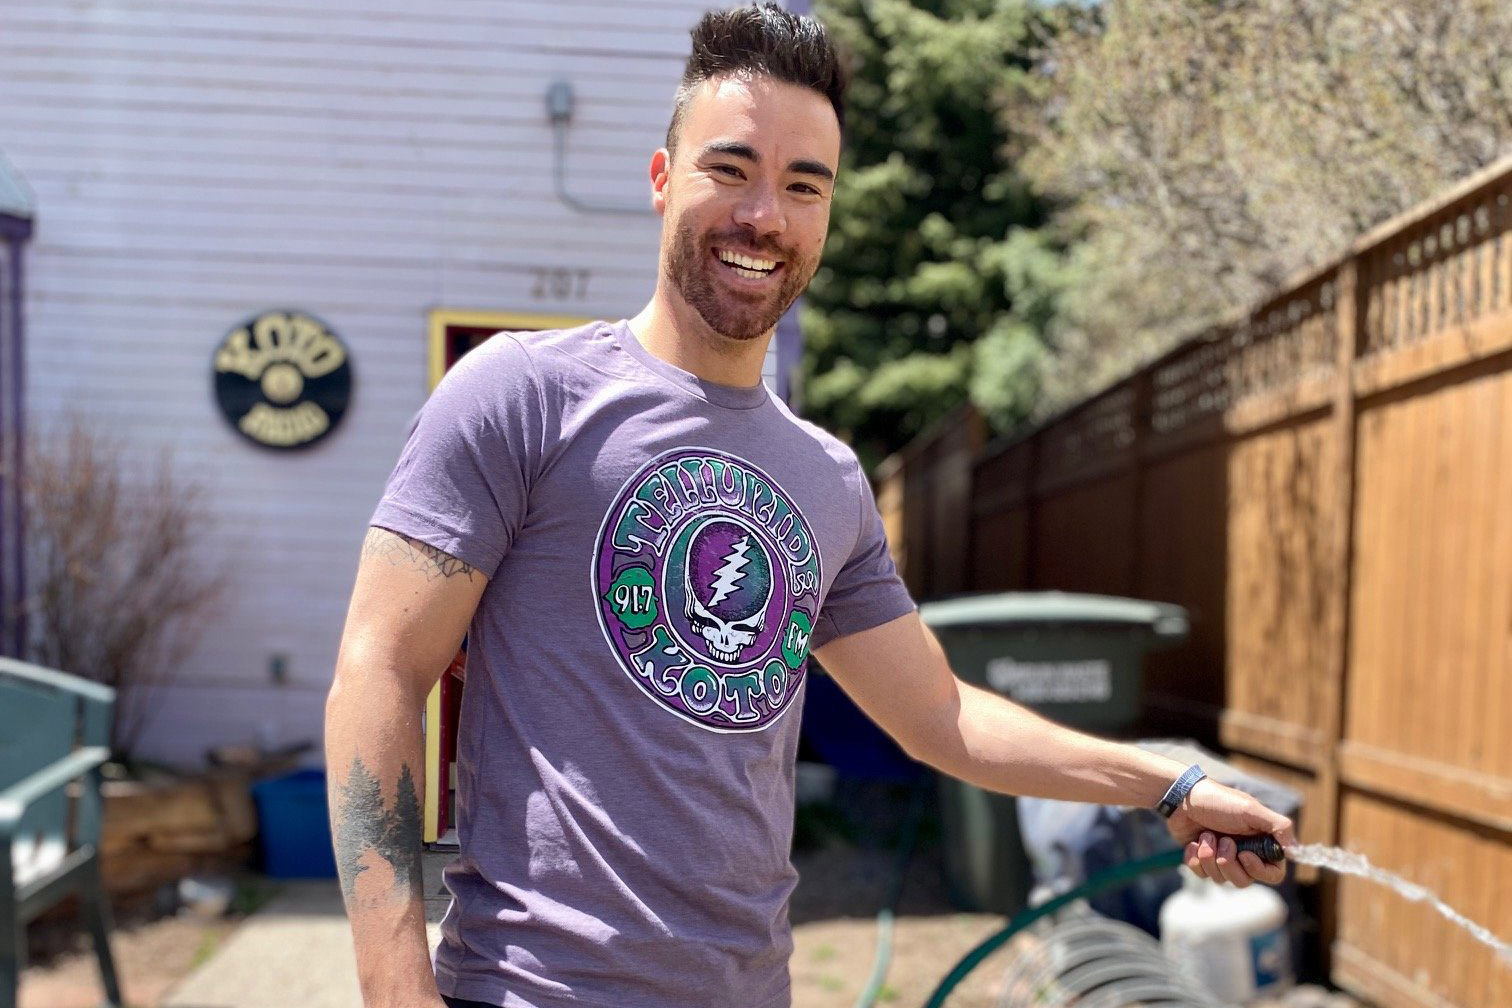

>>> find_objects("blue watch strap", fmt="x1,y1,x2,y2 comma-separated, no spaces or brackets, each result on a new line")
1157,764,1207,818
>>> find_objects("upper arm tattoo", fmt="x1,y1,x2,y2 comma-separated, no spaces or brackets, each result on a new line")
362,527,478,582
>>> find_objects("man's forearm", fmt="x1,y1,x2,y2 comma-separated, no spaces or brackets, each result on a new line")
924,679,1186,809
325,667,441,1008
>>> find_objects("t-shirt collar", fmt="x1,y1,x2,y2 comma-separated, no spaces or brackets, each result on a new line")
612,320,771,411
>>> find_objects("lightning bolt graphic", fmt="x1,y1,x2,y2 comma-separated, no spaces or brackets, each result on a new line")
707,535,752,607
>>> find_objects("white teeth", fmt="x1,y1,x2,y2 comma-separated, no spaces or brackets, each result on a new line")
717,249,778,273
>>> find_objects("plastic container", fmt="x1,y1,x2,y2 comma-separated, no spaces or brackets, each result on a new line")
799,668,925,780
1159,867,1294,1002
251,768,339,879
920,592,1189,732
921,592,1189,913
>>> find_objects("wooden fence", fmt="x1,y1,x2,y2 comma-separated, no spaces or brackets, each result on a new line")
878,155,1512,1008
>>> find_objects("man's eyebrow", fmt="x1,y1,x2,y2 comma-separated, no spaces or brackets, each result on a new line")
699,141,759,162
789,159,835,183
698,142,835,183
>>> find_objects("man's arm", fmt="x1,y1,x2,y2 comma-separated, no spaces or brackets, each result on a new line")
814,611,1295,887
326,527,488,1008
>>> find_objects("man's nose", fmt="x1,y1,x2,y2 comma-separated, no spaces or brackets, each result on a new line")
732,181,785,237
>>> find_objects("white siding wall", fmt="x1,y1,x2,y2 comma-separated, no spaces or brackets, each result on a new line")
0,0,756,765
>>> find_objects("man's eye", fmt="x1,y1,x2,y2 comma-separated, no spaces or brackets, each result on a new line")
790,184,821,196
711,164,744,178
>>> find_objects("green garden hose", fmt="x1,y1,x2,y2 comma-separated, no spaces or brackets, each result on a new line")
922,848,1185,1008
851,782,928,1008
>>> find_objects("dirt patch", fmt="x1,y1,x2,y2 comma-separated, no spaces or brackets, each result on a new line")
787,779,1016,1006
19,879,277,1008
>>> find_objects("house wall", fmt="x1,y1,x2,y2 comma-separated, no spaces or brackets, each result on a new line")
0,0,791,765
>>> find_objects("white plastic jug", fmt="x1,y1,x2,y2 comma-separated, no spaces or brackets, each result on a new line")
1159,866,1293,1003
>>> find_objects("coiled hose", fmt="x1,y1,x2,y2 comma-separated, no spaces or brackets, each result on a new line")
922,848,1187,1008
994,907,1222,1007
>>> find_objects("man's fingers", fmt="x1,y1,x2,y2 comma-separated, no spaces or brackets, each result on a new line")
1238,850,1285,886
1189,832,1289,886
1184,840,1202,874
1185,839,1218,880
1214,836,1251,888
1247,807,1296,849
1187,832,1223,881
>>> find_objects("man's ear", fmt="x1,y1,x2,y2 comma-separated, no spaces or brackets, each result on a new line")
650,148,671,215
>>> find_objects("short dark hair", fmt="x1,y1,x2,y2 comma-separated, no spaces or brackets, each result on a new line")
666,3,847,155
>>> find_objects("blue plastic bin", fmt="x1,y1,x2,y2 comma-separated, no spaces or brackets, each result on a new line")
251,768,339,879
800,671,925,781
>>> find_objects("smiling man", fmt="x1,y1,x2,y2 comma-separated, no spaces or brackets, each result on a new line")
325,6,1295,1008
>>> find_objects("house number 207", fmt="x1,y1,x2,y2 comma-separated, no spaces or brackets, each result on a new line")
531,267,590,300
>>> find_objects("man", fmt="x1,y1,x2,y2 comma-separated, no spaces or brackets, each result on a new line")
326,6,1295,1007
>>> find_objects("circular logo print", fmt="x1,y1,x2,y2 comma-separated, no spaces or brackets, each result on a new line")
212,309,352,449
594,449,823,733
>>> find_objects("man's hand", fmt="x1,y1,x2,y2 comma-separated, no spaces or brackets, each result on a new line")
814,613,1299,890
1167,778,1296,887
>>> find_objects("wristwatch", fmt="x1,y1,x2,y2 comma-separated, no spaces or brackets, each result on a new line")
1156,764,1207,818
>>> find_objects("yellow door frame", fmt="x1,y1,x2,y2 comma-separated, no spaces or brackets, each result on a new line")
421,308,594,844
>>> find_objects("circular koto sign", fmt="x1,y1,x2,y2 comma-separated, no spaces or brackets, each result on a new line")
213,310,352,449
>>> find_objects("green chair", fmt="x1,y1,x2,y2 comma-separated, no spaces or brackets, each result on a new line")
1,658,122,1008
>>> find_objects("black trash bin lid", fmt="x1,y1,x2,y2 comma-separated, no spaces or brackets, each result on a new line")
918,591,1189,639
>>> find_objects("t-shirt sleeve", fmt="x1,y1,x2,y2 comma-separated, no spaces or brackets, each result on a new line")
369,334,545,578
810,456,917,650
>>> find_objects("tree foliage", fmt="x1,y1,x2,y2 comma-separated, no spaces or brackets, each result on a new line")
1016,0,1512,410
803,0,1065,467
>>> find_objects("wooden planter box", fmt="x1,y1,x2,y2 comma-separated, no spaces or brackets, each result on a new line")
99,770,259,896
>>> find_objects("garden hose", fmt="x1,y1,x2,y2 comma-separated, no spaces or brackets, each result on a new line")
922,848,1186,1008
851,781,928,1008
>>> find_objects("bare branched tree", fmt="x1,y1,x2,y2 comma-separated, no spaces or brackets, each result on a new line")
21,417,225,761
1015,0,1512,411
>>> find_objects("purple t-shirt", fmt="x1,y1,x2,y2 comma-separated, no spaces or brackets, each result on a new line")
372,321,915,1008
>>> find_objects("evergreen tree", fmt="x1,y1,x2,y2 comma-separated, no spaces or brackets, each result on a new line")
803,0,1066,467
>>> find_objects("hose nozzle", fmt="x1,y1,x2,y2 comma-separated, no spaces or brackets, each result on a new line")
1233,834,1286,864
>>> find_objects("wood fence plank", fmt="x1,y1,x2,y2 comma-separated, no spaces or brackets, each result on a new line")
1346,403,1382,751
1460,375,1496,778
1486,373,1512,781
1353,308,1512,399
1401,392,1431,761
1337,742,1512,834
1429,385,1460,769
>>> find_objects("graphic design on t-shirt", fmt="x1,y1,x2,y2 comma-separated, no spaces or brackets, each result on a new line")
594,448,823,733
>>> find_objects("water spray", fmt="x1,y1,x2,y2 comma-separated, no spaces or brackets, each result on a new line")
924,832,1512,1007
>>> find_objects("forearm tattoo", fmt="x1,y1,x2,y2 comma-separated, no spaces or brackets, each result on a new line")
331,755,425,903
362,527,477,582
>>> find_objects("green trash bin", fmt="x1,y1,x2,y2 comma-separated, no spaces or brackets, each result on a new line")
919,591,1189,914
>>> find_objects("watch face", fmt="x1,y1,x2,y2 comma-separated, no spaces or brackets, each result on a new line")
213,310,352,449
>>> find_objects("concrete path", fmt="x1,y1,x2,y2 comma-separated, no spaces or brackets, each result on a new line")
163,850,455,1008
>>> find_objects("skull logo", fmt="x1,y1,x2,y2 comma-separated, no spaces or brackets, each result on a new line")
679,518,774,664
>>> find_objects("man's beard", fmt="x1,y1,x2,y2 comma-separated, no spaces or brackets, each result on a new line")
665,222,814,343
